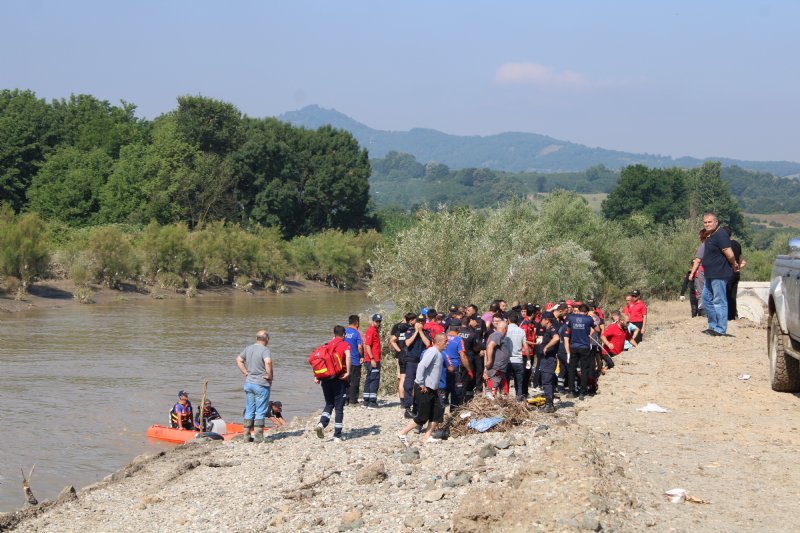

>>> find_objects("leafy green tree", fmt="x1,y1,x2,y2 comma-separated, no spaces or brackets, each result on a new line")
98,143,151,223
686,161,748,241
174,95,243,155
0,90,56,211
602,164,688,224
0,212,50,290
233,120,371,237
49,94,148,157
27,146,113,225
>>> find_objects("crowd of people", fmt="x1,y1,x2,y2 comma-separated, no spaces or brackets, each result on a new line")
171,216,746,447
306,294,646,445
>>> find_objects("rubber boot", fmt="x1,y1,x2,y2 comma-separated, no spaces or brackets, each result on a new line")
243,419,254,443
253,419,265,444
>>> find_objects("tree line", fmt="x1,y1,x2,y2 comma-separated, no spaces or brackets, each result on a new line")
370,151,800,216
0,90,371,238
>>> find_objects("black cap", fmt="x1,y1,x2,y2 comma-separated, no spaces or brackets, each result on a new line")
448,322,461,331
541,312,555,321
449,304,458,312
632,290,641,297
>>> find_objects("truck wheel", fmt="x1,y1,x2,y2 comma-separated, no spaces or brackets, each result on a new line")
769,313,800,392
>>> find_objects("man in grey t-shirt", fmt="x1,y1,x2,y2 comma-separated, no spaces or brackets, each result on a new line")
485,317,511,397
236,329,273,443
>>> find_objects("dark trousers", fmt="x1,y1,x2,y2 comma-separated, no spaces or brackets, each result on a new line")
402,362,418,409
726,277,739,320
539,355,557,403
557,351,568,389
690,289,699,317
568,347,593,395
363,362,381,404
508,361,526,400
347,364,362,404
472,353,484,393
602,353,615,370
319,378,345,437
631,321,644,343
532,355,543,387
440,369,464,408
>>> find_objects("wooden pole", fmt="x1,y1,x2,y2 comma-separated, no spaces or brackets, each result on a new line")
198,379,208,432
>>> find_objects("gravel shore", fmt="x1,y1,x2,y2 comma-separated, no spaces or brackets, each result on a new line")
7,301,800,532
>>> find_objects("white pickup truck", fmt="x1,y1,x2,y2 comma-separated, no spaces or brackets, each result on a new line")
768,237,800,391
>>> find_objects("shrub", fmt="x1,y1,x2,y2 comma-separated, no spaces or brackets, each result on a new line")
139,221,193,281
86,226,138,288
155,271,184,290
73,286,94,304
288,229,380,288
0,212,50,291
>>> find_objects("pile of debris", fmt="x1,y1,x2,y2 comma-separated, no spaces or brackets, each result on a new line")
445,395,544,438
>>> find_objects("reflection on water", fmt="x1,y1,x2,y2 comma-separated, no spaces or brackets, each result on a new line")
0,290,372,511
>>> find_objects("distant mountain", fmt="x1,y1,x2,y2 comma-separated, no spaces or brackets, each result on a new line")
279,105,800,177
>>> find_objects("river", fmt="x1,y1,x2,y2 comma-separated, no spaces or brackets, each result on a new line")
0,290,373,512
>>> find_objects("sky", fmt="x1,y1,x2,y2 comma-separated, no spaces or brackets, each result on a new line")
2,0,798,162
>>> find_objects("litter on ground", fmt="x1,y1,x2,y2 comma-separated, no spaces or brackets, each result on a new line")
637,403,670,413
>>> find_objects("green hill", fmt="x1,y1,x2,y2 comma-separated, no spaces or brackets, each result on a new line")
280,105,800,177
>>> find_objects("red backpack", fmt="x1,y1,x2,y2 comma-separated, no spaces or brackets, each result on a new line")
308,339,345,380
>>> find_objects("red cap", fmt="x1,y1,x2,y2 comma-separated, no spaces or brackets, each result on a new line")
566,299,574,305
545,302,555,311
575,301,584,307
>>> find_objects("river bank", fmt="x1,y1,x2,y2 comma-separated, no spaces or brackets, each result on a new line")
0,276,349,314
5,301,800,532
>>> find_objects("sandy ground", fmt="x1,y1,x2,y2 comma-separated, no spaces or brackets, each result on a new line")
4,300,799,532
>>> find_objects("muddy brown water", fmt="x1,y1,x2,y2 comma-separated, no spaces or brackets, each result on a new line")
0,290,375,512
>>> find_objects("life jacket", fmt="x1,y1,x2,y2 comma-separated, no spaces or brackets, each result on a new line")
170,401,194,429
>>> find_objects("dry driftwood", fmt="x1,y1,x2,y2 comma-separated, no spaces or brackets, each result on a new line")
20,465,38,506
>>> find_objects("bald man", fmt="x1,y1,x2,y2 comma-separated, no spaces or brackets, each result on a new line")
236,329,273,443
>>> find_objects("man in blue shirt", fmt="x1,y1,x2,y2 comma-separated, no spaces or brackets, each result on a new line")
700,213,740,336
439,322,466,410
344,315,364,405
564,304,598,401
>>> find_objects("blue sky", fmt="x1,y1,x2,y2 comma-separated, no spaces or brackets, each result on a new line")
2,1,798,162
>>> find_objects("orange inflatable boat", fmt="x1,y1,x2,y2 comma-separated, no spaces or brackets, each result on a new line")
146,422,260,444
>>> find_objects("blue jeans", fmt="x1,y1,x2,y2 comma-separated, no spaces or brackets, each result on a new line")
702,278,729,334
243,381,270,420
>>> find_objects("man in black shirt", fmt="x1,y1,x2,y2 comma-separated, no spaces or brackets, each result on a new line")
459,315,483,399
723,226,746,321
402,314,430,418
390,313,416,405
700,213,740,336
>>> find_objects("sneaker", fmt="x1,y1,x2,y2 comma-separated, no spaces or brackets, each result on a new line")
485,391,495,400
529,387,544,395
367,403,378,410
397,434,409,447
542,404,555,413
424,436,442,444
404,408,415,419
315,423,324,439
332,436,344,443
